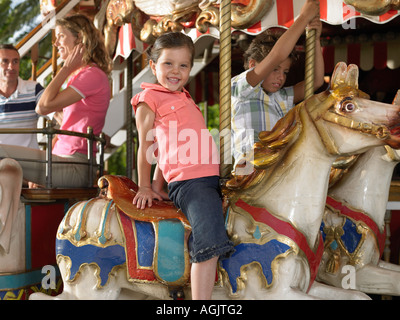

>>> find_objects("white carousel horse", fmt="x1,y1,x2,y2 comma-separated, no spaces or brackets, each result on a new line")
30,62,400,300
316,91,400,295
0,158,25,273
220,63,400,300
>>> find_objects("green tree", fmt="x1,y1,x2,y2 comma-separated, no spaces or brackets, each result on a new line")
107,144,127,175
0,0,41,44
0,1,52,81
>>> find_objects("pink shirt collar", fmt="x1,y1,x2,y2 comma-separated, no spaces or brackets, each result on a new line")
140,82,192,99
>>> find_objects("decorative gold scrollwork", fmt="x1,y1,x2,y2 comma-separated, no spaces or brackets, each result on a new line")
196,6,219,33
104,0,136,55
231,0,274,29
106,0,277,46
140,17,184,43
344,0,400,16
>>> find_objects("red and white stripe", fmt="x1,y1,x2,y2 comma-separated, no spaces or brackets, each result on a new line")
114,0,400,69
114,1,400,53
114,23,149,60
244,0,400,34
323,40,400,72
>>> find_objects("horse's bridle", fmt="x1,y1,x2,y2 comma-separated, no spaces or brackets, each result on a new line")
310,95,391,155
323,111,390,140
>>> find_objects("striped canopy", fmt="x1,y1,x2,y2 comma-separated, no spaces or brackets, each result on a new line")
114,0,400,71
246,0,399,33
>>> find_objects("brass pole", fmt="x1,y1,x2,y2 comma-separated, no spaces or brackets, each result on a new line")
52,30,58,78
126,53,133,180
219,0,232,178
304,28,316,100
30,43,39,81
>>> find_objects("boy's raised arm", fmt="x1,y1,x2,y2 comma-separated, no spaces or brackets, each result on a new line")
247,0,320,87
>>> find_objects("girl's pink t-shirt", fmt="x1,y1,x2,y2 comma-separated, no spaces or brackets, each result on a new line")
131,83,220,183
52,65,110,157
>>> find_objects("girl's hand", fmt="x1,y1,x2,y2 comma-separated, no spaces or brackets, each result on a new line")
132,186,163,209
63,44,84,73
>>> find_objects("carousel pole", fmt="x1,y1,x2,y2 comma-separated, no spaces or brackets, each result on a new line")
304,27,316,100
219,0,232,178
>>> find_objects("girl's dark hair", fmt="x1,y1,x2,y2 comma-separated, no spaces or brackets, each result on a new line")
243,29,298,70
148,32,195,67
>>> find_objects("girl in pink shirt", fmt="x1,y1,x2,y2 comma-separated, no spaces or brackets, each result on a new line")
131,32,234,300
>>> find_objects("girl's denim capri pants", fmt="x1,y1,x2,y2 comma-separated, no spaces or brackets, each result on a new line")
168,175,235,263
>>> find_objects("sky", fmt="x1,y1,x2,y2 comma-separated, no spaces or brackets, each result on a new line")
8,0,42,42
10,0,24,9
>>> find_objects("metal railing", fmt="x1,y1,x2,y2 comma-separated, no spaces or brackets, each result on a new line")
0,120,106,189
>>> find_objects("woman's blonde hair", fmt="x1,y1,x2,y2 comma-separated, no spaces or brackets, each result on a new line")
56,14,112,75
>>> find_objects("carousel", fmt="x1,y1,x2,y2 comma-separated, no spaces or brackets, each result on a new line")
1,0,400,300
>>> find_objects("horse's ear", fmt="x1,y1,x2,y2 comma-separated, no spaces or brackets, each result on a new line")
345,64,359,88
330,62,348,89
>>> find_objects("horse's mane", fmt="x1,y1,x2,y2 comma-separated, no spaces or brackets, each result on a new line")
225,103,303,195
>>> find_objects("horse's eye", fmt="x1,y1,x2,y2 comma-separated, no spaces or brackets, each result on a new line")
341,100,356,113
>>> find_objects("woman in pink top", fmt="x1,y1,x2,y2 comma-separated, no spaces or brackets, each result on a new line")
131,32,234,300
0,14,111,188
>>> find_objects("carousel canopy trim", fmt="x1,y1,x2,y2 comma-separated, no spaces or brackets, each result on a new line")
244,0,400,34
114,23,150,60
113,0,400,65
322,32,400,71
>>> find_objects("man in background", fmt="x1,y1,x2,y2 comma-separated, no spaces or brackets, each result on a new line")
0,44,43,149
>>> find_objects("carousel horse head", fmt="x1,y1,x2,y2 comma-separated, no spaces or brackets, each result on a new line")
226,62,400,195
306,62,400,154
